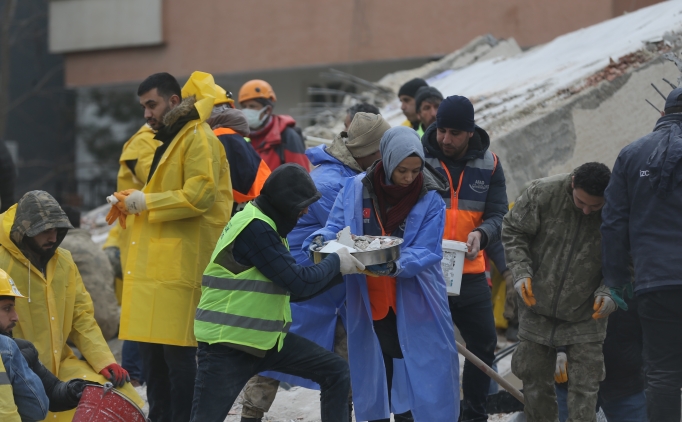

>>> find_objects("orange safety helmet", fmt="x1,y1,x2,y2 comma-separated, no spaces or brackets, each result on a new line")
238,79,277,104
214,84,235,108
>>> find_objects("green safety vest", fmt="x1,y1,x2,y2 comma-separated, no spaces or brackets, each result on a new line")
194,203,292,351
416,124,424,138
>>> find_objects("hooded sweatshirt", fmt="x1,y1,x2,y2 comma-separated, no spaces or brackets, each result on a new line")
602,113,682,293
249,114,309,171
232,164,342,301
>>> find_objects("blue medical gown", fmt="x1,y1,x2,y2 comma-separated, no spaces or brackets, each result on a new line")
304,174,460,421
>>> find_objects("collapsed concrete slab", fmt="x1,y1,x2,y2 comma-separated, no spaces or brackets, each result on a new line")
380,1,682,197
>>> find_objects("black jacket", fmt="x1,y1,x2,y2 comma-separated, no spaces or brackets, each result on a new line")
12,337,87,412
602,113,682,293
421,122,508,250
0,140,16,212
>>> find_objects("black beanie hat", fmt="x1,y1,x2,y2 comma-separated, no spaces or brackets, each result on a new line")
415,86,444,112
254,164,321,237
665,87,682,111
398,78,428,99
436,95,475,132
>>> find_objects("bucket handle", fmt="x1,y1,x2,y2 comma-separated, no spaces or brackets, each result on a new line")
102,382,114,397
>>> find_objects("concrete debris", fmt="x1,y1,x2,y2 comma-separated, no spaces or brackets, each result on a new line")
377,35,522,94
302,110,340,142
372,1,682,198
301,35,521,141
577,40,675,92
81,203,116,246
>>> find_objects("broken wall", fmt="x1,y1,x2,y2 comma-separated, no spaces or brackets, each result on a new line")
493,53,681,199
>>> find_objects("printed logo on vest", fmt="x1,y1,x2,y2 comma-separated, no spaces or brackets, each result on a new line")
640,170,649,177
469,180,489,194
363,208,371,218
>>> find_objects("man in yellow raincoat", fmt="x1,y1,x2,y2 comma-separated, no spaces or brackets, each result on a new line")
112,71,232,422
0,190,142,421
102,122,160,385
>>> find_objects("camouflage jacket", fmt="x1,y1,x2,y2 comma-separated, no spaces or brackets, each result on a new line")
502,174,610,346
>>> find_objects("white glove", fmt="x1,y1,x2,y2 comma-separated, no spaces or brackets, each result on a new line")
124,190,147,214
335,248,365,275
554,352,568,383
592,294,617,319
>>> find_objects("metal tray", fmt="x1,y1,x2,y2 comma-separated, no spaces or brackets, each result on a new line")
312,236,403,266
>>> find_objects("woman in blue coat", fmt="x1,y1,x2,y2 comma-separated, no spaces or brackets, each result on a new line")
305,126,460,421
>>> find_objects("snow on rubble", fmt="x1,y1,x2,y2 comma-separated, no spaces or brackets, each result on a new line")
382,0,682,134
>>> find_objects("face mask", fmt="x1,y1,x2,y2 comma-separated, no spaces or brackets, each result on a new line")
242,107,269,129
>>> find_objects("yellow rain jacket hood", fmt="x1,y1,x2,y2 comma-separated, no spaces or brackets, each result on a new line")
0,194,142,420
117,124,159,191
119,71,233,347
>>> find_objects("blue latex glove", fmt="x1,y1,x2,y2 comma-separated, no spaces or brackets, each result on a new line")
308,235,325,262
366,263,394,276
609,284,634,311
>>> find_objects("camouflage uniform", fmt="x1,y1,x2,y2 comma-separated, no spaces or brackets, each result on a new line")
502,174,609,422
61,229,120,341
241,318,350,419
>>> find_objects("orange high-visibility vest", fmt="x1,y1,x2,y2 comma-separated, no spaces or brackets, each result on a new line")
213,127,271,203
426,151,498,274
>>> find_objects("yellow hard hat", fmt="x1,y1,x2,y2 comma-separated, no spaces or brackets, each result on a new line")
0,269,24,298
238,79,277,104
214,84,235,107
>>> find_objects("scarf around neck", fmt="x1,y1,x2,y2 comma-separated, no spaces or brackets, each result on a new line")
371,160,423,235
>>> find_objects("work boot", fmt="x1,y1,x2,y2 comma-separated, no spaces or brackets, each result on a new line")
240,418,262,422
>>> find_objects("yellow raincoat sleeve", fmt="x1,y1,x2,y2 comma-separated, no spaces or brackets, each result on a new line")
0,359,20,422
67,265,116,373
144,126,220,223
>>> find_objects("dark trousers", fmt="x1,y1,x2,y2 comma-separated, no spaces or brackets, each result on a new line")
449,274,498,422
121,340,145,383
138,342,197,422
370,309,413,422
638,289,682,422
189,333,350,422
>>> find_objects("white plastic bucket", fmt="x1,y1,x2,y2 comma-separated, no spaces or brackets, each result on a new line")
441,240,468,296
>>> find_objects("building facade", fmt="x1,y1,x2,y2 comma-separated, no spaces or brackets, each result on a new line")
48,0,663,208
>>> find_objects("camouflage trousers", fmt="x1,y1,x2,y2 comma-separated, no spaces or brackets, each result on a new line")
512,340,604,422
241,318,350,418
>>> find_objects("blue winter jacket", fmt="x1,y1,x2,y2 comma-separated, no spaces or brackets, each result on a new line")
0,335,49,421
304,173,460,421
265,145,359,389
602,113,682,292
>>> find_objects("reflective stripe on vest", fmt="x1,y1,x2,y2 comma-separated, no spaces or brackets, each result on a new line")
425,151,498,274
0,372,8,385
194,203,292,351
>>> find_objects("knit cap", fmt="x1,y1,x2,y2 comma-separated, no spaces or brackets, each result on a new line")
436,95,475,132
345,112,391,158
665,87,682,111
398,78,428,99
415,86,444,112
